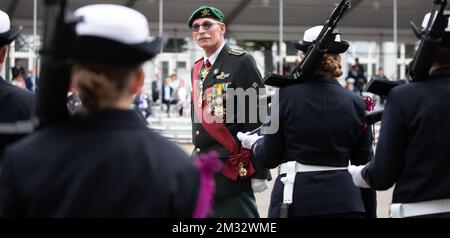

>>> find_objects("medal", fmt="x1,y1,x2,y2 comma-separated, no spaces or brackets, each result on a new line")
197,80,203,108
215,95,223,105
207,104,213,114
239,162,247,177
200,68,209,79
215,106,224,121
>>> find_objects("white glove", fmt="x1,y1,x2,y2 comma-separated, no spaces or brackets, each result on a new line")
347,165,371,188
237,132,262,150
251,178,269,193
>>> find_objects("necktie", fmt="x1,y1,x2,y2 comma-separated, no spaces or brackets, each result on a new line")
205,59,212,69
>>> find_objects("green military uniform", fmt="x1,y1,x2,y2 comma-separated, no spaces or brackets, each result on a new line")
190,44,271,217
189,5,271,218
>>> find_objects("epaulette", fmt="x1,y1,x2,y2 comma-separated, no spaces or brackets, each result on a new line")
228,48,245,56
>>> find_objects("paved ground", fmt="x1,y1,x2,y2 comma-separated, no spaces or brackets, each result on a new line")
178,143,393,218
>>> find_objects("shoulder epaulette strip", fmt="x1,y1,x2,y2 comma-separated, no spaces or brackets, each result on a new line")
228,48,245,56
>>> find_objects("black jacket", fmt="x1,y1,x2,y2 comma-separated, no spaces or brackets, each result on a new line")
0,109,199,217
363,67,450,217
0,76,34,158
255,77,375,217
190,44,270,197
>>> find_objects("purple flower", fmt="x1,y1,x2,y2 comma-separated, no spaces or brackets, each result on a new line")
365,96,375,112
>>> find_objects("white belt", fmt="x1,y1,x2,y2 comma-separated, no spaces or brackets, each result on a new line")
279,161,347,204
390,198,450,218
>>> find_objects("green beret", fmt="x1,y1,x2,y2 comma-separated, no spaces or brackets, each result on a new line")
188,6,224,28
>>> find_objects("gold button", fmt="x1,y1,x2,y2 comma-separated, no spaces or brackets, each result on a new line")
195,131,200,136
196,148,201,153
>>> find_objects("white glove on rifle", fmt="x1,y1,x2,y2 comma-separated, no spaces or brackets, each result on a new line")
347,165,370,188
237,132,262,150
251,178,269,193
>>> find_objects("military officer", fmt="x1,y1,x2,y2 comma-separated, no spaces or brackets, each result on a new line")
349,12,450,218
189,6,271,218
0,10,34,159
0,4,201,217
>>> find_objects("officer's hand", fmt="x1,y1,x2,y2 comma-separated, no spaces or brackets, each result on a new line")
237,132,262,150
251,178,269,193
347,165,370,188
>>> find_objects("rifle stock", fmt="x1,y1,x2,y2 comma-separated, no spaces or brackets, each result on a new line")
364,78,406,97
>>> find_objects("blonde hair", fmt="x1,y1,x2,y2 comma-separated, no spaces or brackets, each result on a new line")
72,62,139,114
315,53,343,78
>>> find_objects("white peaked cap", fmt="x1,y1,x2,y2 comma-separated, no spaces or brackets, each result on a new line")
303,25,341,43
71,4,163,64
0,10,11,34
0,9,22,46
74,4,151,44
293,25,349,54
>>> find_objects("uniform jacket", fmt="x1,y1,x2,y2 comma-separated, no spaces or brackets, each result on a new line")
0,109,199,217
363,67,450,217
190,44,270,197
0,76,34,158
255,77,375,217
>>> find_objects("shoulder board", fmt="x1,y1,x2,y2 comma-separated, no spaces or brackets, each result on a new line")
228,48,246,56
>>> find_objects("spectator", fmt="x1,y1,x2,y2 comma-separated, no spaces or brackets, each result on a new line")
162,77,176,116
353,58,367,95
133,87,152,120
174,79,188,117
151,74,160,103
369,67,389,105
11,59,26,80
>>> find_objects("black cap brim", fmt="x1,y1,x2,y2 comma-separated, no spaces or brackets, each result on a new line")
0,25,22,46
72,36,164,65
292,40,350,54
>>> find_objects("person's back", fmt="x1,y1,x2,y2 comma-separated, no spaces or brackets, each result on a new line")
367,71,450,204
279,79,368,165
0,4,201,218
0,109,198,217
0,10,34,158
242,26,375,217
0,78,34,157
265,77,371,217
348,11,450,218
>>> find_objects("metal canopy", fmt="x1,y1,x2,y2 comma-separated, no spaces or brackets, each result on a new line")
0,0,433,42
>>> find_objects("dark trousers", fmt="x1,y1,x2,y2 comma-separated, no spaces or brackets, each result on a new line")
208,190,259,218
162,99,178,113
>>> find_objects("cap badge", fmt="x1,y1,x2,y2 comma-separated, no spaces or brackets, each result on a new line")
201,9,210,17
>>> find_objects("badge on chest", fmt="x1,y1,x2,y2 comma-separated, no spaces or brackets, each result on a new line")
205,82,230,122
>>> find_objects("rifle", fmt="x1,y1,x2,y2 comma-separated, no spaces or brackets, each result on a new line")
36,0,81,128
264,0,351,87
364,0,448,124
408,0,448,82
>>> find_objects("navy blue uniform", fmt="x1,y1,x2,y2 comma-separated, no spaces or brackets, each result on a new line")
363,67,450,218
0,76,34,158
0,109,199,217
255,77,375,217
